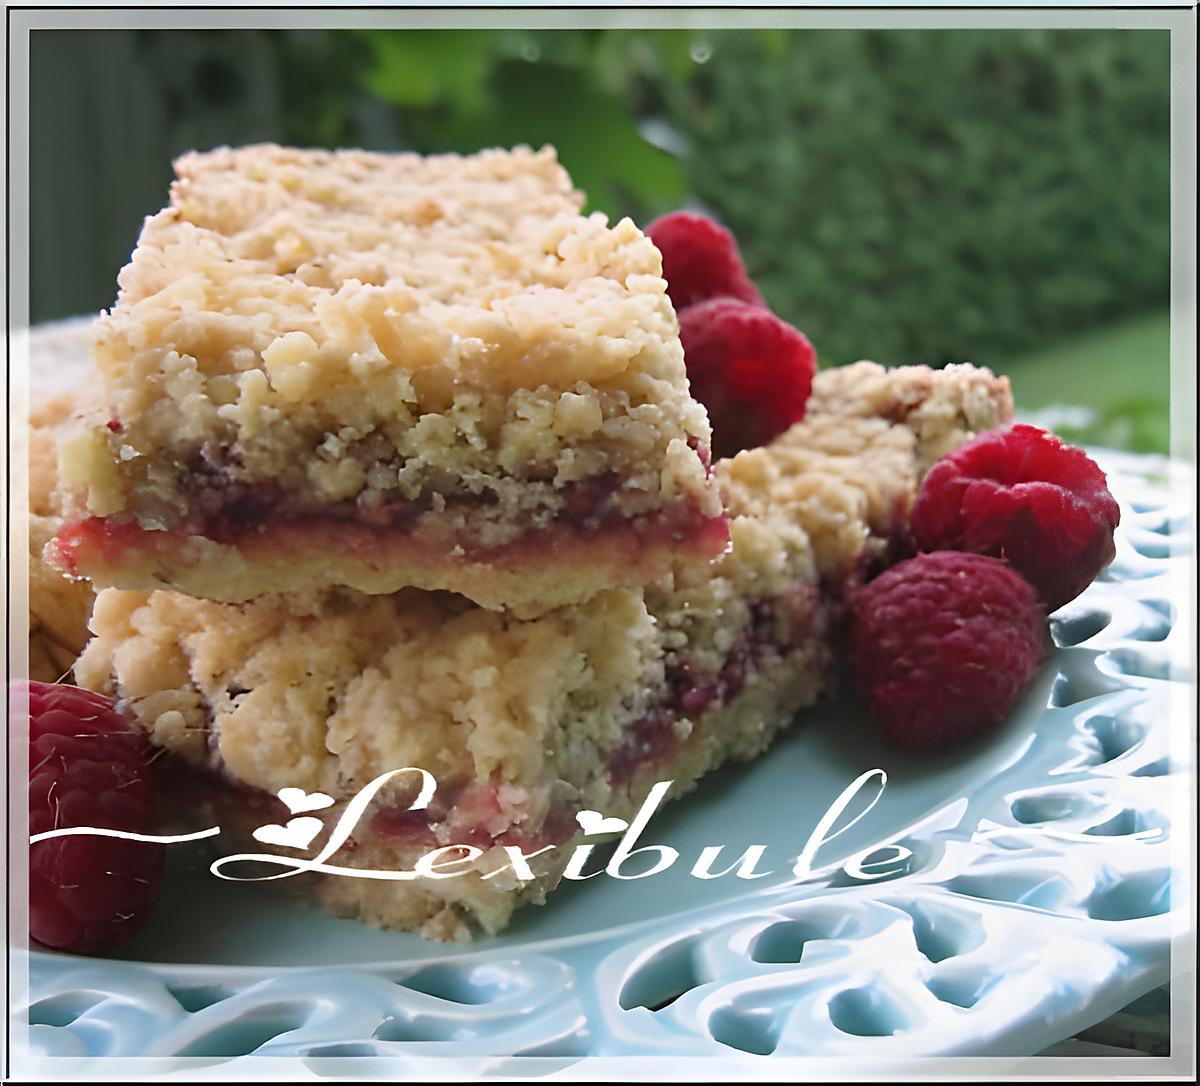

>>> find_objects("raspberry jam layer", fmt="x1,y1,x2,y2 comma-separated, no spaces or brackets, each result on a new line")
52,504,729,582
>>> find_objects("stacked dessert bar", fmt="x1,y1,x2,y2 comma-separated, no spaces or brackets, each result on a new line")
48,145,1012,939
50,145,725,618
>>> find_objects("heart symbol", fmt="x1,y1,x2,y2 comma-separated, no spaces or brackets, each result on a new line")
277,787,334,815
253,817,324,851
575,810,629,836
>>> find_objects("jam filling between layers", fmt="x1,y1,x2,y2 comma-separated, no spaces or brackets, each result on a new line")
57,423,727,580
52,502,731,579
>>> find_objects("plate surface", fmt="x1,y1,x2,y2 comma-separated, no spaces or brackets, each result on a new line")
20,320,1194,1066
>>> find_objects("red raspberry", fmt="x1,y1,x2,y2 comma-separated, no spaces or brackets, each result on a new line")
911,424,1121,611
848,552,1047,751
23,681,164,953
678,298,817,459
647,210,765,311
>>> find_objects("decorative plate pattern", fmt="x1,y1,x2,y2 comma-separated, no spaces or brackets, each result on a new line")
18,323,1192,1066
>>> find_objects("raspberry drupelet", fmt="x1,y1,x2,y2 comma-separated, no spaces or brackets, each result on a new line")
25,681,164,952
911,423,1120,611
848,551,1048,751
678,298,817,459
646,210,765,311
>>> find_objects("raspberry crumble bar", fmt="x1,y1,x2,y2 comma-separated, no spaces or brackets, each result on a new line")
75,362,1011,940
50,144,725,617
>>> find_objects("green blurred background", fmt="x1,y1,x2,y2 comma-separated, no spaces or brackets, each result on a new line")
29,28,1172,452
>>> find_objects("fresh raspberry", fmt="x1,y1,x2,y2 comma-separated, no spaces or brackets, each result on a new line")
23,681,164,953
647,210,765,311
911,424,1120,611
848,552,1047,751
678,298,817,459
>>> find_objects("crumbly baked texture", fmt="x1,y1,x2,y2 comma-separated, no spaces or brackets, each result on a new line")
51,144,724,616
29,391,96,683
804,360,1012,470
75,361,1012,940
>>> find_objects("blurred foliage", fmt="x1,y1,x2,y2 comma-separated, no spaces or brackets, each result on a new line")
357,30,687,215
32,27,1169,384
1008,310,1171,455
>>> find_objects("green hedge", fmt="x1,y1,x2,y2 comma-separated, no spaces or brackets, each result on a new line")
652,29,1171,367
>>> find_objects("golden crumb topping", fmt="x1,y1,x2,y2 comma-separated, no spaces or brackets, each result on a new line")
805,360,1012,469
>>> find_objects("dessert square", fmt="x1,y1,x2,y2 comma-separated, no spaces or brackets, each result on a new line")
74,361,1011,940
50,144,726,618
